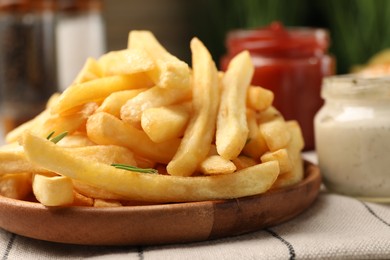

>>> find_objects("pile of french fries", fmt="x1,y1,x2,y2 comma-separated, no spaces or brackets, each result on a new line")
0,31,304,207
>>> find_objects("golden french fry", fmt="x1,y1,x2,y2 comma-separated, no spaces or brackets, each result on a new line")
133,154,156,169
257,106,284,124
199,155,236,175
232,156,258,171
0,143,136,175
98,49,155,76
56,133,96,147
167,38,220,176
216,51,253,160
96,89,146,118
73,58,102,84
93,199,122,207
87,112,180,164
53,74,154,114
0,173,32,200
72,180,128,200
141,102,191,143
23,132,280,202
32,102,98,138
247,86,274,112
5,108,51,143
128,30,190,89
0,145,48,174
272,120,304,188
259,119,291,152
120,84,191,126
242,109,269,159
286,120,305,152
32,173,74,206
261,148,292,174
71,190,94,207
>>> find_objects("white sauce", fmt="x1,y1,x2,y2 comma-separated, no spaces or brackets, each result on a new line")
315,75,390,201
315,114,390,198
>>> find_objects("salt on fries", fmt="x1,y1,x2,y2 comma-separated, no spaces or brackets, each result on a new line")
0,31,305,207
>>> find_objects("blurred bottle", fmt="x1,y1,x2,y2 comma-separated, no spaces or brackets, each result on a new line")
56,0,106,91
0,0,57,133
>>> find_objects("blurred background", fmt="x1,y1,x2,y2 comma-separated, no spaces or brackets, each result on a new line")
104,0,390,74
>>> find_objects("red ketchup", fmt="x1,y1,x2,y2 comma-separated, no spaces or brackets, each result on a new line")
221,22,335,150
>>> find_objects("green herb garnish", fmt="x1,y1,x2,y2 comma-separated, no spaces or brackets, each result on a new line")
47,131,68,144
46,131,55,140
111,163,158,174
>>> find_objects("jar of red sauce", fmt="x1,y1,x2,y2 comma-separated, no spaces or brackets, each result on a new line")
221,22,335,150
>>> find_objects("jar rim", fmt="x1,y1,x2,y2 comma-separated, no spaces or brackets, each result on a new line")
322,74,390,100
225,22,330,57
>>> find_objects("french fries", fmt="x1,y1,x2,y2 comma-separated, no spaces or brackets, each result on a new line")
141,102,191,143
216,51,253,160
98,49,155,76
87,112,180,164
23,132,280,202
0,31,305,207
54,74,154,114
120,84,191,126
32,174,74,206
128,30,190,89
166,38,220,176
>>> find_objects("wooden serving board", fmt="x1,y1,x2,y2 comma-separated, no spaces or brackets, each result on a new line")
0,161,321,246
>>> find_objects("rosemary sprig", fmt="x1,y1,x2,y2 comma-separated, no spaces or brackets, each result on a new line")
111,163,158,174
46,131,55,140
46,131,68,144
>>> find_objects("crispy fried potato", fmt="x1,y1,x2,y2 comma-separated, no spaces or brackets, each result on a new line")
33,102,98,138
98,49,155,76
0,173,32,200
199,155,236,175
242,109,268,159
23,132,280,202
216,51,253,160
96,89,146,118
5,109,50,143
120,84,191,126
71,190,94,206
247,86,274,112
73,58,102,84
87,112,180,164
260,119,291,152
261,148,292,174
167,38,220,176
257,106,284,124
232,156,258,171
141,102,191,143
53,74,154,114
0,143,136,175
128,30,190,89
72,180,128,200
93,199,122,207
32,173,74,206
272,120,304,188
56,133,96,147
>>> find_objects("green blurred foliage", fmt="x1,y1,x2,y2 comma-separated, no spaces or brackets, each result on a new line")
186,0,390,74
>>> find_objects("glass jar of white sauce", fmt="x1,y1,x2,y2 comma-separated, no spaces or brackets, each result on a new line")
315,75,390,202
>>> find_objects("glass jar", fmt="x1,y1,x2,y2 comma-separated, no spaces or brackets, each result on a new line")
0,0,57,133
221,22,335,150
56,0,106,91
315,75,390,202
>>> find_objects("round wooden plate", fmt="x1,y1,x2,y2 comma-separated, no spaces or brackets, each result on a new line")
0,161,321,246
